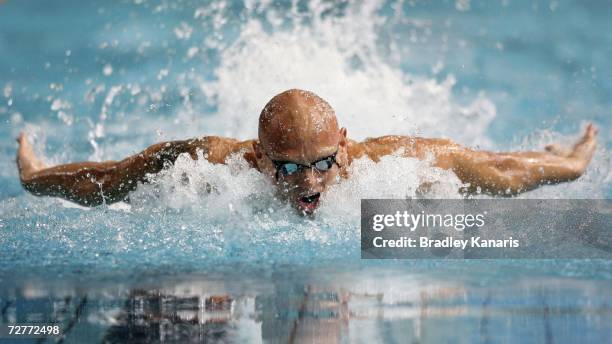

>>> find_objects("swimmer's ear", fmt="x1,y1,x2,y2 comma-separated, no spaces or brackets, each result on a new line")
339,127,347,138
253,141,274,176
337,127,349,169
339,127,347,145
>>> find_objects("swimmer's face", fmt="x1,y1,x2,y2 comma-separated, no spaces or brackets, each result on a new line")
261,127,348,215
254,89,349,215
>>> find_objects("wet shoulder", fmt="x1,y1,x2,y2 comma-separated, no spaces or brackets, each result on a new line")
347,136,458,163
347,136,416,163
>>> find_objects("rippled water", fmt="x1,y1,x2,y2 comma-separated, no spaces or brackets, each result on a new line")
0,0,611,342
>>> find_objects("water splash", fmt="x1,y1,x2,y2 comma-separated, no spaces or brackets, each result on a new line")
190,0,496,145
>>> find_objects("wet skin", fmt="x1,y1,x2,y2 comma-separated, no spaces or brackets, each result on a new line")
17,89,598,214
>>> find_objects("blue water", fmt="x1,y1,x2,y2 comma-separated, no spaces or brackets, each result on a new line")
1,0,611,342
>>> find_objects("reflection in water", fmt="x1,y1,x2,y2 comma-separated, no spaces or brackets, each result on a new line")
1,274,611,343
101,286,350,343
104,291,234,343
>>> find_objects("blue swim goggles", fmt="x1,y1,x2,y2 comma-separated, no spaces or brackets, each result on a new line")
270,151,338,179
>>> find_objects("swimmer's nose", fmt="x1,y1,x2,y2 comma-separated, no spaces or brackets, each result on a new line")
302,167,321,186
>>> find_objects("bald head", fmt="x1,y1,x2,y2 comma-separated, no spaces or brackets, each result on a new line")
258,89,340,162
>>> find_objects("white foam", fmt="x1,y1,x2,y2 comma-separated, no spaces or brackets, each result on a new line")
129,151,280,217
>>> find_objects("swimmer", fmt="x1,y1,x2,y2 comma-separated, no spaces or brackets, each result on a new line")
16,89,598,215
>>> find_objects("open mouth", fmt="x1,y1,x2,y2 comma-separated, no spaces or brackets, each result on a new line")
297,192,321,214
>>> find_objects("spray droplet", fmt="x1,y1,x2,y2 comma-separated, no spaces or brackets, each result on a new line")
103,64,113,76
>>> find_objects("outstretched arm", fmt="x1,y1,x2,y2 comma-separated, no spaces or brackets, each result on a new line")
451,124,597,194
354,124,598,195
16,135,251,206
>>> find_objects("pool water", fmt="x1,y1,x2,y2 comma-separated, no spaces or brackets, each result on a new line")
0,0,611,342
